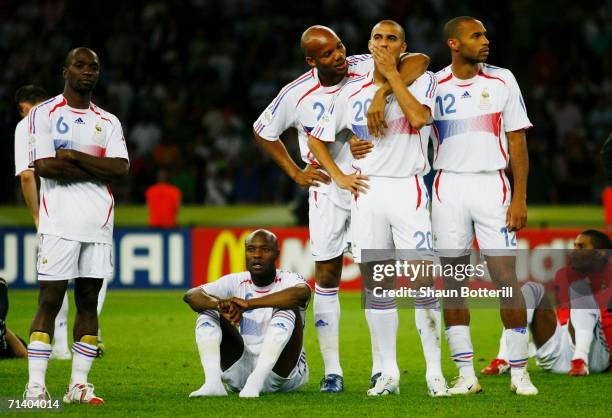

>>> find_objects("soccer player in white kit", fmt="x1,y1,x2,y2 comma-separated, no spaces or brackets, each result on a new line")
429,17,537,395
184,230,311,398
308,20,449,397
14,85,109,361
23,48,129,404
253,25,429,392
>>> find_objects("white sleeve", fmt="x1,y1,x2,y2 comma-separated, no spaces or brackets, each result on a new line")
14,119,32,175
309,88,351,143
28,104,55,165
347,54,374,76
105,115,130,162
202,275,236,299
253,84,297,141
279,272,310,290
408,71,437,110
502,70,532,132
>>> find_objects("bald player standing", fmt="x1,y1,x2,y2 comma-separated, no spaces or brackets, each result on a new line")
253,25,429,392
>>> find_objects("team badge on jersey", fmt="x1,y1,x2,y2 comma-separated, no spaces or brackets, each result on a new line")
92,123,105,145
479,88,491,110
261,110,273,125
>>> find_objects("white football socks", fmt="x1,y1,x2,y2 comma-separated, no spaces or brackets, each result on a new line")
27,340,52,387
240,309,296,397
313,285,342,376
368,296,399,380
365,308,382,377
414,293,443,379
505,327,529,376
70,341,97,386
446,325,476,377
195,310,223,385
569,279,599,363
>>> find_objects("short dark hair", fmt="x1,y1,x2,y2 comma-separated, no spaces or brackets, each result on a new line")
580,229,612,250
443,16,479,40
15,85,48,107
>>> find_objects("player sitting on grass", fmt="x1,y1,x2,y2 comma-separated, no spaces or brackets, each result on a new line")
482,230,611,376
183,229,311,398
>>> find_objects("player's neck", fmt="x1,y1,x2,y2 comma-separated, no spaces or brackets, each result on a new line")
318,72,344,87
250,273,275,287
450,60,481,80
63,89,91,109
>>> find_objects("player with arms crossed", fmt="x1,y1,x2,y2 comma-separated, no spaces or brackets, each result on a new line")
308,20,448,397
14,85,110,360
24,47,129,404
431,17,535,395
184,229,311,398
253,25,429,392
483,230,611,376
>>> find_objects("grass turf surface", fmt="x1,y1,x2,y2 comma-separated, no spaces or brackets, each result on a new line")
0,205,604,228
1,291,609,417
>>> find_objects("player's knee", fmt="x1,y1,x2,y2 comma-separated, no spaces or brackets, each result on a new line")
315,265,341,288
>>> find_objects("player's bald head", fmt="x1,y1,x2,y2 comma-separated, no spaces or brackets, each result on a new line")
371,20,405,42
300,25,340,57
443,16,481,40
246,229,278,250
64,47,99,68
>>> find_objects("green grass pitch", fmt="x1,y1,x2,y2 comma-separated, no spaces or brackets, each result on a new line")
1,291,609,417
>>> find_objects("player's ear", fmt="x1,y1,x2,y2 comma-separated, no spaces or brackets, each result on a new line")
62,67,68,80
447,38,458,51
305,56,316,68
400,41,407,53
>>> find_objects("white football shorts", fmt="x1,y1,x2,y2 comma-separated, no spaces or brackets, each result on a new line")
351,176,433,263
37,234,113,281
308,185,351,262
222,346,309,393
432,170,515,256
535,317,610,374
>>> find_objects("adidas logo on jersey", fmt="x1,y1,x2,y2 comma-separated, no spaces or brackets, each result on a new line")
461,91,471,99
74,117,85,124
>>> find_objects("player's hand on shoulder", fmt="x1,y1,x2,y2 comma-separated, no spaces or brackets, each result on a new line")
294,164,331,187
336,172,369,196
349,135,373,159
506,199,527,232
367,90,388,137
369,44,398,80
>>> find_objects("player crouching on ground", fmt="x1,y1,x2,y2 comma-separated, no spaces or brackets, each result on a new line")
482,230,611,376
184,229,310,398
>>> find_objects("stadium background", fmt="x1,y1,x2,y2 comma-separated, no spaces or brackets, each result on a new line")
0,1,610,416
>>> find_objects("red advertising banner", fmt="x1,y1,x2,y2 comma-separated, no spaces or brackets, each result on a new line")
191,227,588,289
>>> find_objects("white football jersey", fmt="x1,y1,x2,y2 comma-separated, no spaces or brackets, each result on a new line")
253,55,373,202
311,71,436,178
431,64,532,172
14,117,31,176
28,94,129,244
202,269,309,354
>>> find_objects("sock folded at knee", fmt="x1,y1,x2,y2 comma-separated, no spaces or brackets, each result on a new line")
28,332,52,387
314,285,342,376
446,325,475,377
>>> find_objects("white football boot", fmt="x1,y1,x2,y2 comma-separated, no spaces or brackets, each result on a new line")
367,374,400,396
448,375,482,395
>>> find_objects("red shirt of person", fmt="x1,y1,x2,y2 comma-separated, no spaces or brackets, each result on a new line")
145,170,181,228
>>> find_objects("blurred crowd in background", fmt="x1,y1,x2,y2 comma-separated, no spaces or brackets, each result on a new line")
1,0,610,207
